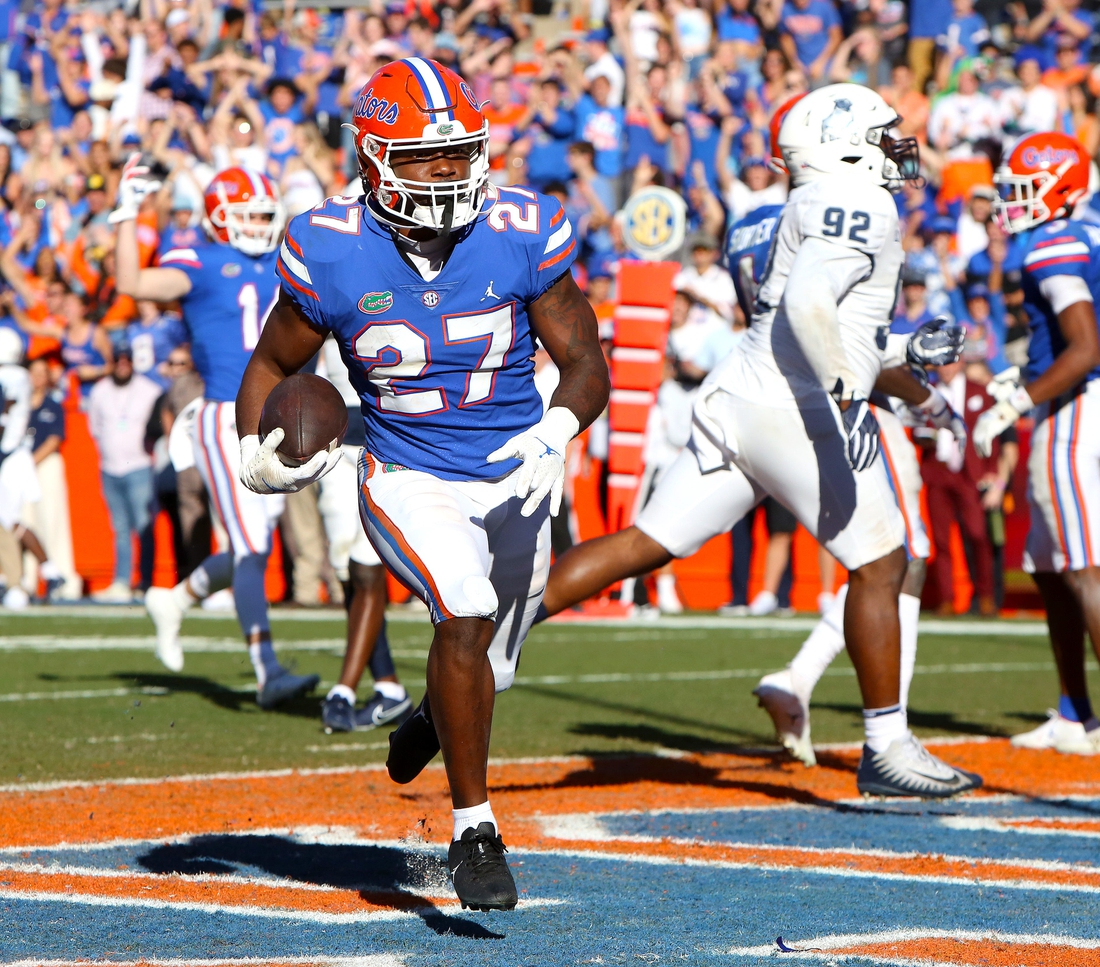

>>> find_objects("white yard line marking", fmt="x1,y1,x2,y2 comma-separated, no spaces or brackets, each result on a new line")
0,636,429,659
0,662,1069,705
2,605,1051,635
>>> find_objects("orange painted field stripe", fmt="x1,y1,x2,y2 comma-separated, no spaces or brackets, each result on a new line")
0,868,441,916
1007,818,1100,832
514,835,1100,891
0,742,1096,852
834,938,1100,967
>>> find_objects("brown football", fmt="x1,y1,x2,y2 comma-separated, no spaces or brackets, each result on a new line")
259,373,348,468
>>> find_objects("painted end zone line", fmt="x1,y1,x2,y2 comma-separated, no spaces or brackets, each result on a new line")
1,959,403,967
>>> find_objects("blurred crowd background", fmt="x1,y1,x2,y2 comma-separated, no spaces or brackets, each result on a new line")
0,0,1095,614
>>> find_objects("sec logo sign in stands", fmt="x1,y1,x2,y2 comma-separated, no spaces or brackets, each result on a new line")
620,186,687,261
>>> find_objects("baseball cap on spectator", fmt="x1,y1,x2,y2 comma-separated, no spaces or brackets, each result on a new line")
927,215,957,236
966,283,991,303
901,264,927,287
1013,46,1044,69
586,27,612,44
688,233,719,252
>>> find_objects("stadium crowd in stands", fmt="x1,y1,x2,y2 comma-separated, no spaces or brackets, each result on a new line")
0,0,1092,612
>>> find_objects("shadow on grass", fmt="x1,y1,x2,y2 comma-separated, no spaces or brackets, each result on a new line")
812,701,1004,738
138,834,504,939
98,671,328,719
512,682,774,745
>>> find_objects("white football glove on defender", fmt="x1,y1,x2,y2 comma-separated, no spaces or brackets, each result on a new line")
239,429,341,495
909,385,967,448
107,153,163,225
973,373,1033,458
487,406,579,517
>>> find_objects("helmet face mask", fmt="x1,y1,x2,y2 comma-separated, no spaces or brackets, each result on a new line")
348,59,491,235
994,133,1089,234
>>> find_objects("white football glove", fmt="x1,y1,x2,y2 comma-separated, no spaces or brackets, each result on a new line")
909,385,967,448
973,380,1034,458
839,392,880,472
238,429,341,495
107,152,163,225
985,366,1022,403
486,406,579,517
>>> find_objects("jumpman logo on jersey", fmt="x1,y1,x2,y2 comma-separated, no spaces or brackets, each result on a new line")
481,281,499,302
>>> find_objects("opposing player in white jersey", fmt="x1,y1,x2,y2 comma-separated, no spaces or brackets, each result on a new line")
541,84,981,797
314,336,411,733
977,132,1100,754
115,160,319,708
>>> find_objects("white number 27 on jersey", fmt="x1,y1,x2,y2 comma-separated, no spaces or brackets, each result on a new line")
353,305,515,414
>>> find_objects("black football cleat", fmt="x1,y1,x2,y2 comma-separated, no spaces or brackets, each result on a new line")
386,694,440,783
448,822,518,911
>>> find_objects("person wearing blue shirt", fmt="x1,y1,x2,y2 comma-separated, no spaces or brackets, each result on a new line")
125,304,189,392
1024,0,1094,66
778,0,843,82
947,281,1009,373
906,0,952,88
514,79,576,190
936,0,991,59
895,264,938,331
259,79,308,179
573,76,625,179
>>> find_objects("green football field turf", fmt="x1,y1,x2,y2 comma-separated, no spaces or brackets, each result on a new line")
0,609,1095,784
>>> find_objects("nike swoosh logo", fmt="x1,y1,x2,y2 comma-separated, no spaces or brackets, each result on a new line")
450,864,462,877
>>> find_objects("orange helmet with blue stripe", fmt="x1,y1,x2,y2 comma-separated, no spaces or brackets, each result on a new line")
203,167,286,256
345,58,490,234
995,131,1090,234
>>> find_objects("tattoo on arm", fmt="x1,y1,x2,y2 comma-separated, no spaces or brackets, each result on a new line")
530,271,610,431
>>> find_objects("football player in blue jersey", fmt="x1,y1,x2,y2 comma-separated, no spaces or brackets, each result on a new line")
235,58,609,910
980,132,1100,755
112,156,321,709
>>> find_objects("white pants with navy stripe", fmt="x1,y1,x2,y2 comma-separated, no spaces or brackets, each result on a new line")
358,452,551,692
317,445,381,581
875,405,930,561
1025,381,1100,574
635,389,905,572
192,401,284,558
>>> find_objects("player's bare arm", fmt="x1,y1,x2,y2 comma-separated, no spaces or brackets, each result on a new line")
1023,300,1100,405
111,153,193,303
527,270,610,431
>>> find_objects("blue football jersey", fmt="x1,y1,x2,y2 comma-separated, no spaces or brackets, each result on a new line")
125,313,188,391
1018,219,1100,385
725,204,782,321
160,240,281,402
277,188,578,480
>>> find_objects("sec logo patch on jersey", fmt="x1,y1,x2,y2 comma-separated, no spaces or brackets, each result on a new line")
421,291,440,308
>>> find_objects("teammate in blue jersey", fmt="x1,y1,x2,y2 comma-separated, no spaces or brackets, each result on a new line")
725,203,782,322
235,58,609,911
124,301,187,392
982,132,1100,756
112,156,319,709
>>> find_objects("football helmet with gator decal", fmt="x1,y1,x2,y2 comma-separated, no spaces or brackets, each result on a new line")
203,167,286,256
994,131,1090,235
345,58,490,234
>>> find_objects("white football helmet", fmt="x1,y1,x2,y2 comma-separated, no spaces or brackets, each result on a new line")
778,84,920,190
